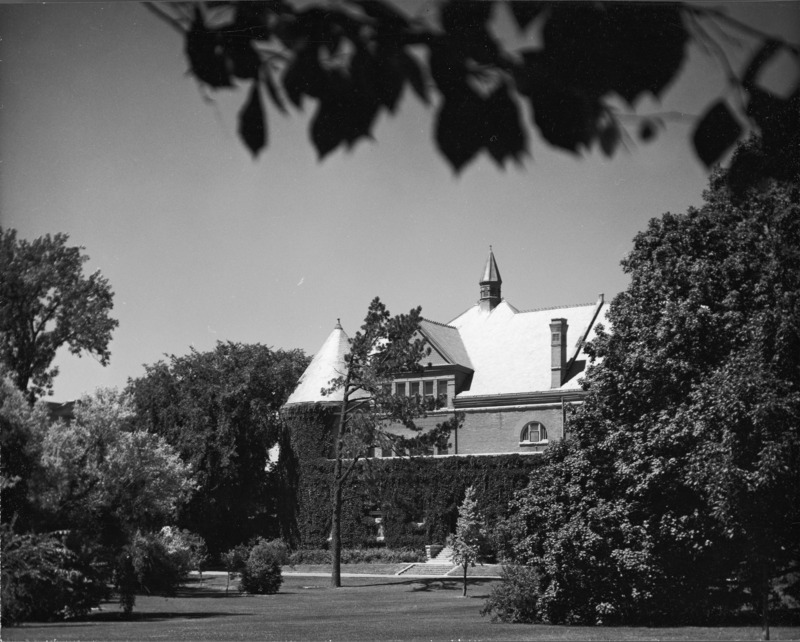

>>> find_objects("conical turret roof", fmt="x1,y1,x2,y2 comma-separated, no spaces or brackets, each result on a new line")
284,321,353,405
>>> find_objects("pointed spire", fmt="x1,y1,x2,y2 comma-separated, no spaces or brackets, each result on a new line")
479,246,502,311
480,245,502,284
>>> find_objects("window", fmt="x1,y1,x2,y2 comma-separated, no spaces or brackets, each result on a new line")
395,382,406,396
423,380,434,399
438,380,449,405
409,381,420,397
520,422,548,444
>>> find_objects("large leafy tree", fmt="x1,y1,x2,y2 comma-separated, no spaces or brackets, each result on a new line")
493,140,800,632
127,342,310,557
324,297,460,586
0,381,194,623
36,388,195,545
0,228,118,402
149,1,798,179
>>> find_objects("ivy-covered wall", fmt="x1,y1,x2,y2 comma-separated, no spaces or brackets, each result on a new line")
283,403,542,550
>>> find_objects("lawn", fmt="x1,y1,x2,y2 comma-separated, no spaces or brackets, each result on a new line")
6,575,800,641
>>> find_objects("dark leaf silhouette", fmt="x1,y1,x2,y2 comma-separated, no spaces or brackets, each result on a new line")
238,82,267,157
599,119,620,157
225,34,261,80
507,0,548,31
158,0,798,173
185,9,232,88
399,51,429,104
436,89,487,171
693,101,742,167
264,72,287,114
484,84,528,166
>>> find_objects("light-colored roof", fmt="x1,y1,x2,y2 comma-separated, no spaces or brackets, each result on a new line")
285,297,608,406
284,322,359,405
448,297,607,397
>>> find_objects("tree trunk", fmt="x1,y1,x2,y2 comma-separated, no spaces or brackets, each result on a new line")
462,563,468,597
331,475,343,588
330,389,349,589
761,562,770,641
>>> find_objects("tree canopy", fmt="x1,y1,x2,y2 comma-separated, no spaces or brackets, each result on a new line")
0,228,118,402
150,1,799,178
0,380,195,623
490,141,800,630
127,341,310,557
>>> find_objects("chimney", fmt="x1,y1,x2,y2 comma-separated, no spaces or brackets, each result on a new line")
550,318,567,388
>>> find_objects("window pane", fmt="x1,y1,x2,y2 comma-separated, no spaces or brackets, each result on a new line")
410,381,420,396
438,380,449,404
396,382,406,396
423,381,434,397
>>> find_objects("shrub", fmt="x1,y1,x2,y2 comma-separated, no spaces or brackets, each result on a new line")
158,526,208,576
238,539,283,594
480,565,542,623
2,524,108,625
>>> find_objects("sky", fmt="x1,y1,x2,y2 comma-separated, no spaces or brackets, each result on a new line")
1,1,798,402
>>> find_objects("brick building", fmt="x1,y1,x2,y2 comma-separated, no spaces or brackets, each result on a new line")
284,248,608,457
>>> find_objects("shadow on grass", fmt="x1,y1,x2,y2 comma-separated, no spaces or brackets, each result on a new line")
344,577,498,591
56,610,242,625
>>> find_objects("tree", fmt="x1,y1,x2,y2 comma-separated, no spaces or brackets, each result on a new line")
324,297,460,587
447,485,484,597
492,142,799,629
0,228,118,402
148,1,798,179
128,341,310,557
37,388,195,546
0,381,194,622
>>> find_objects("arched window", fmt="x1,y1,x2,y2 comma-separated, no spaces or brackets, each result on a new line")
520,421,548,444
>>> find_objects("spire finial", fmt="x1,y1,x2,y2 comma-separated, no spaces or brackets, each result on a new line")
335,318,342,329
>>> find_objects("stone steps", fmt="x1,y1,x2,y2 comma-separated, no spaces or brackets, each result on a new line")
427,546,454,565
397,563,456,576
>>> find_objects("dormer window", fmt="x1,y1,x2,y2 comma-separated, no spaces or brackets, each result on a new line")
520,421,548,445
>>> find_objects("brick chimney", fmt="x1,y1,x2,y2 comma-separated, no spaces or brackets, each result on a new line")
550,318,567,388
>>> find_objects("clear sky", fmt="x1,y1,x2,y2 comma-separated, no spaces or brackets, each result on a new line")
1,1,798,402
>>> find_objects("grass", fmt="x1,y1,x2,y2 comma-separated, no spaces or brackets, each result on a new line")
6,575,800,641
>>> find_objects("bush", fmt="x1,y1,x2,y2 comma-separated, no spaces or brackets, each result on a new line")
480,565,542,623
158,526,208,575
238,539,283,594
2,524,108,625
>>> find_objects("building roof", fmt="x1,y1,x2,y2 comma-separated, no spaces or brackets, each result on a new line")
480,246,502,284
447,296,607,398
284,321,367,405
419,319,473,369
284,253,609,407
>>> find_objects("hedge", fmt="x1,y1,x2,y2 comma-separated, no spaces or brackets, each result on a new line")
283,404,542,550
